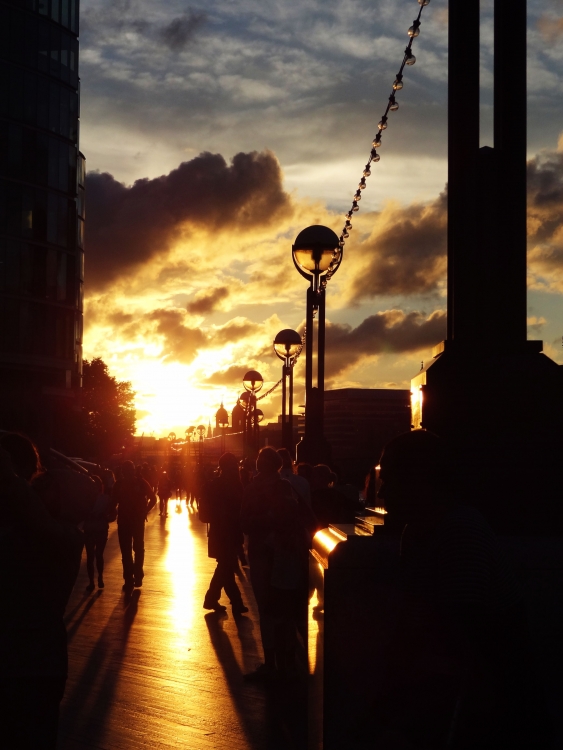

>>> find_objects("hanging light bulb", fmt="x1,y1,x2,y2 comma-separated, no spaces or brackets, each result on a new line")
389,97,399,111
393,76,404,91
408,22,420,38
372,134,382,148
352,201,359,212
371,151,381,163
354,190,362,201
359,177,366,189
343,229,349,239
378,116,388,131
406,51,416,66
363,165,371,177
418,0,430,6
345,219,352,229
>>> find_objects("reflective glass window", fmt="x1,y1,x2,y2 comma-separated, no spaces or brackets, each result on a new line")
24,12,37,68
24,72,37,125
68,145,77,192
36,132,49,185
0,7,9,60
66,252,75,303
34,188,47,241
37,76,49,128
59,141,68,191
50,26,60,77
46,248,57,298
0,67,8,118
70,0,77,33
77,216,83,249
21,187,33,238
38,18,49,72
57,194,67,246
48,136,58,187
9,8,25,65
56,251,66,300
49,81,59,132
9,67,24,121
51,0,59,24
61,0,69,29
60,86,69,138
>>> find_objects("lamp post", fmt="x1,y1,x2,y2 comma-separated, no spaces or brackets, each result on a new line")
215,401,229,454
274,328,302,454
241,369,263,457
292,225,342,464
196,424,205,465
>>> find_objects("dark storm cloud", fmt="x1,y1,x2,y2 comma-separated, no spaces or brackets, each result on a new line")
81,2,206,50
85,150,292,290
324,309,447,377
187,286,229,315
350,191,448,301
205,365,249,387
158,10,207,51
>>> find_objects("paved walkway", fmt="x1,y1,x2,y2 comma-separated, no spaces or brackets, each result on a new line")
59,502,313,749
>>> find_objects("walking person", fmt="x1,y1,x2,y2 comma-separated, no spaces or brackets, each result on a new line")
0,433,84,749
158,469,172,516
202,453,248,616
84,475,111,591
111,460,156,592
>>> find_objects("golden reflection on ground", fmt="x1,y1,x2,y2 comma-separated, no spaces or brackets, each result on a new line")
164,503,197,647
308,589,320,675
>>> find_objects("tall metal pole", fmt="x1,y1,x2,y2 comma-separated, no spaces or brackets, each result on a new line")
282,362,288,449
288,361,294,454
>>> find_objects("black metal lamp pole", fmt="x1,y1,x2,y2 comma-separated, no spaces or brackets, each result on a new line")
274,329,302,454
241,370,263,457
292,226,341,465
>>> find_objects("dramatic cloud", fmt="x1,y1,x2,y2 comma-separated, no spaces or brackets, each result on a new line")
324,309,447,377
347,191,447,300
158,10,207,51
85,150,293,290
186,286,229,315
527,148,563,292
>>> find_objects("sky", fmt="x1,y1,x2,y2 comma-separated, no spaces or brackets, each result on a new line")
79,0,563,437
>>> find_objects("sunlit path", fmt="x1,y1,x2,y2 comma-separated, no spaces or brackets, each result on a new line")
59,503,306,749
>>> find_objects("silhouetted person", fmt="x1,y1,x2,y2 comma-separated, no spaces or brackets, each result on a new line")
0,433,84,749
278,448,311,506
158,470,172,516
310,464,354,528
241,446,315,680
111,460,156,592
202,453,248,615
83,475,111,591
373,429,549,749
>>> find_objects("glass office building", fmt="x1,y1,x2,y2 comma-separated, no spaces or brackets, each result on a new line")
0,0,83,444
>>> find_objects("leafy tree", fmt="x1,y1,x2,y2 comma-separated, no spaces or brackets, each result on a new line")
79,357,136,459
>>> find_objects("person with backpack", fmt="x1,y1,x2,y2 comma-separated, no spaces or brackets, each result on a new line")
111,460,156,592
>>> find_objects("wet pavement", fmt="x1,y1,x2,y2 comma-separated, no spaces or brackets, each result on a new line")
59,502,311,749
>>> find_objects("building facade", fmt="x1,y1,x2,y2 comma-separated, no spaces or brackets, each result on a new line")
0,0,83,447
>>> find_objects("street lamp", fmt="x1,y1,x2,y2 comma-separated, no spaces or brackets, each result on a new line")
241,369,263,457
196,424,205,465
274,328,302,454
215,401,229,454
292,225,341,464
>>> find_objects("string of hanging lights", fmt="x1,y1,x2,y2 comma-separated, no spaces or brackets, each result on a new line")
322,0,431,290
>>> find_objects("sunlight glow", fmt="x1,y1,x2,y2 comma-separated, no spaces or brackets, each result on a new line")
165,504,197,646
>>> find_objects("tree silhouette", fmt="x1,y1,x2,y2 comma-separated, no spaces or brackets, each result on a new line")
80,357,136,459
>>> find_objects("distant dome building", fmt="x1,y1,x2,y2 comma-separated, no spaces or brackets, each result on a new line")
232,402,245,433
215,402,229,430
